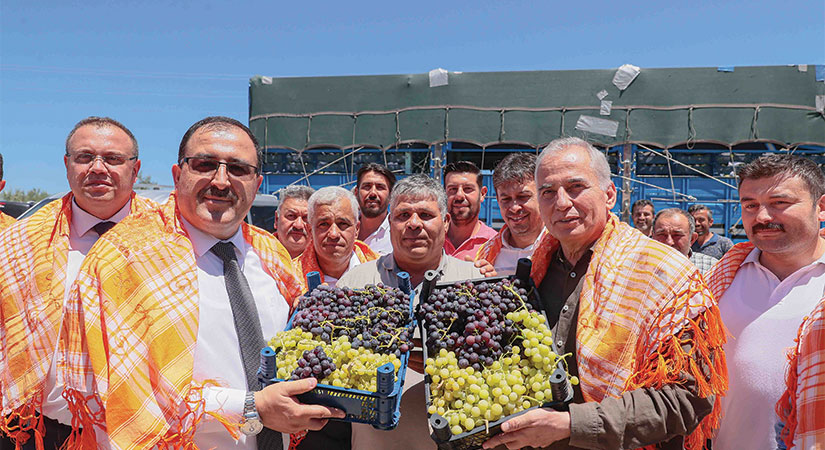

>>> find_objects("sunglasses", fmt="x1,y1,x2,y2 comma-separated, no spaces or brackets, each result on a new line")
180,156,259,179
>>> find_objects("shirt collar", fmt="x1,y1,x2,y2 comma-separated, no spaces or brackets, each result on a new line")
180,216,246,259
71,198,132,237
380,250,449,273
502,227,546,251
741,245,825,269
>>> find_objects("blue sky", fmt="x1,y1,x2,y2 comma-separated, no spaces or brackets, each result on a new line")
1,0,823,194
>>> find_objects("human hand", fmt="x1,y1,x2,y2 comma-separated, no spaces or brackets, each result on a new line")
254,378,346,433
466,256,497,278
482,408,570,449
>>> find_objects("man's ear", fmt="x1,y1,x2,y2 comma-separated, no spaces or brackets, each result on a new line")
480,185,488,202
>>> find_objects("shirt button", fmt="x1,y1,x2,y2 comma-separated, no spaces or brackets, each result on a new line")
570,272,576,278
557,340,564,347
562,305,569,312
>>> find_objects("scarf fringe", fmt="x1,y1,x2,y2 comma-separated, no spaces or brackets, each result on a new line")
775,325,804,450
289,430,308,450
626,273,728,450
1,394,45,450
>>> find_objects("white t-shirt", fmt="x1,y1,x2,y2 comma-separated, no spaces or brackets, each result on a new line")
323,252,362,287
362,214,392,255
493,229,545,276
714,247,825,450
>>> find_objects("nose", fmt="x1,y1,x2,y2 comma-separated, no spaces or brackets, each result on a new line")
555,188,573,210
211,164,231,189
327,223,341,239
665,234,676,246
89,157,108,173
407,213,423,229
294,216,306,229
754,205,773,223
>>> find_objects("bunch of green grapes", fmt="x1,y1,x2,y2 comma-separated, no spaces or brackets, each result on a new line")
269,329,402,391
424,310,578,435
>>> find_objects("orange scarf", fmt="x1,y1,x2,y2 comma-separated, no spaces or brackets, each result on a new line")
0,193,158,449
0,211,15,231
776,298,825,449
295,238,378,289
61,193,302,450
530,214,727,450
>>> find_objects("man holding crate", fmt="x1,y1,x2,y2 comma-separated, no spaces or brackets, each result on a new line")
61,117,344,450
484,137,726,449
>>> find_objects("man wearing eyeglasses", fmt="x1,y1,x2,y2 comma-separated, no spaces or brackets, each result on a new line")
62,116,344,450
0,117,158,449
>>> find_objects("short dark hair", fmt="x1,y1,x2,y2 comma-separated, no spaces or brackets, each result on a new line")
492,153,536,190
0,153,4,181
443,161,482,188
632,199,654,214
687,203,713,219
653,208,695,235
178,116,262,169
737,153,825,200
65,116,139,157
357,163,396,191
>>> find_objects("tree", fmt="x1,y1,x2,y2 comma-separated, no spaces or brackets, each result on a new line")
0,188,50,202
137,172,155,185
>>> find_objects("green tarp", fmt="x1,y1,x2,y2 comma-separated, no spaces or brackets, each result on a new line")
248,65,825,151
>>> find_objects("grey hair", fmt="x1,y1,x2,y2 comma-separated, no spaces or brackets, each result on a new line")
389,174,448,219
307,186,359,226
536,137,612,190
277,185,315,212
653,208,695,235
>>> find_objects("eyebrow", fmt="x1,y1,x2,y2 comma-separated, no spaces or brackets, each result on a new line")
740,192,797,202
538,177,587,192
189,152,254,165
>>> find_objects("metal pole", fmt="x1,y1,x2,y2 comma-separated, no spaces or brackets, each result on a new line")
620,143,633,222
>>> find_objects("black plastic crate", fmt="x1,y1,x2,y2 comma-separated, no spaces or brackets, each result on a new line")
418,259,574,449
258,271,415,430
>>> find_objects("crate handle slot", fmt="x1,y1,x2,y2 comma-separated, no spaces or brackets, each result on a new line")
307,271,322,291
258,347,277,388
429,413,452,443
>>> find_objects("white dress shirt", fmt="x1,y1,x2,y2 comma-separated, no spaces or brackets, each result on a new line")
182,218,290,450
323,252,362,287
41,199,132,426
492,229,546,276
362,214,392,255
714,247,825,450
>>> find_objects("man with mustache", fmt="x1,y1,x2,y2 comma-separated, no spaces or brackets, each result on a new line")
443,161,497,260
631,198,654,236
61,117,343,450
0,153,15,230
651,208,719,274
707,154,825,450
338,174,482,450
475,153,546,276
0,117,157,448
688,204,734,259
295,186,379,288
484,137,726,450
356,163,396,255
274,185,314,259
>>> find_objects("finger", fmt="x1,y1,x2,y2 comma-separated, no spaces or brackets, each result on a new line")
280,377,318,396
465,255,476,262
299,404,346,419
500,416,525,433
306,418,330,431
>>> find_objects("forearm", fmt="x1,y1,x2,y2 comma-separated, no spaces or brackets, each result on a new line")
568,382,714,450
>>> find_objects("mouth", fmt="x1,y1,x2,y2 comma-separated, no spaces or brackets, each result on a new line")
555,217,580,225
507,212,529,225
84,179,112,188
287,230,306,238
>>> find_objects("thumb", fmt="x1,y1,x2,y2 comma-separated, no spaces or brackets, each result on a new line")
281,377,318,396
500,415,525,433
465,255,475,262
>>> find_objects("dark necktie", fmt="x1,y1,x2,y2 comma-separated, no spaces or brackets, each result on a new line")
210,242,283,450
93,221,116,236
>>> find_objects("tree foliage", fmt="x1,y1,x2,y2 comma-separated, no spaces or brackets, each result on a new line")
0,188,50,202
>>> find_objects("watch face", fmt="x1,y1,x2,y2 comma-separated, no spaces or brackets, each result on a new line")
241,418,264,436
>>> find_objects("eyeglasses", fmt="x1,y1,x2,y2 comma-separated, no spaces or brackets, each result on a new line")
67,152,137,166
180,156,259,179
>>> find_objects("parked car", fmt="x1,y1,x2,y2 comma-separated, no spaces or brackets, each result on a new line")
16,189,278,233
0,200,35,218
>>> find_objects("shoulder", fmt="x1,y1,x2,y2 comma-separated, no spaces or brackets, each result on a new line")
477,221,498,239
441,255,483,280
338,257,384,289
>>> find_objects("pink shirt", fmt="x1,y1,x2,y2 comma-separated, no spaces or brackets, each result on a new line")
445,220,497,261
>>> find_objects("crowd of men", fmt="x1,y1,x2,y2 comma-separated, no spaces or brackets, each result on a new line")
0,116,822,450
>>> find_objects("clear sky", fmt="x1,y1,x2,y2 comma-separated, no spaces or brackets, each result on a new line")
1,0,823,194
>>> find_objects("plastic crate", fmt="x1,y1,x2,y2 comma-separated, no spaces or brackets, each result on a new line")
418,259,574,449
257,271,416,430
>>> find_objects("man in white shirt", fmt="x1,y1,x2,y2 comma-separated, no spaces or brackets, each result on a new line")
0,117,157,449
294,186,378,289
274,185,314,259
475,153,545,275
64,117,343,450
355,163,395,255
708,153,825,450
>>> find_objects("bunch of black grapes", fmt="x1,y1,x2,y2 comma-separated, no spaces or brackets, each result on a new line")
291,284,414,357
421,278,531,372
290,346,336,380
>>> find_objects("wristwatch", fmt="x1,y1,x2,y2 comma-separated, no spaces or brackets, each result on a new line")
240,391,264,436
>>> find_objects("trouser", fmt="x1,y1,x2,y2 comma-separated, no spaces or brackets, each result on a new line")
0,414,73,450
